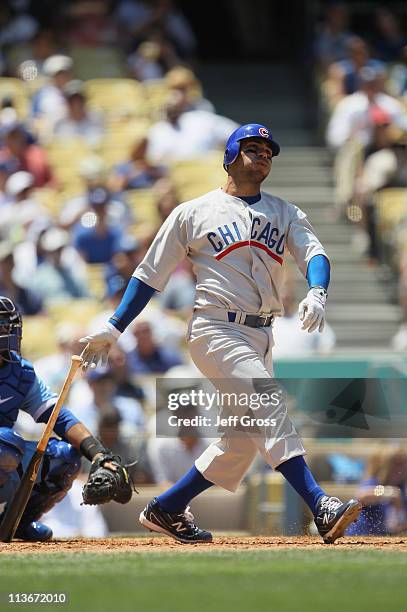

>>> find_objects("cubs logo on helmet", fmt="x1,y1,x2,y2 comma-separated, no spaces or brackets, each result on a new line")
223,123,280,169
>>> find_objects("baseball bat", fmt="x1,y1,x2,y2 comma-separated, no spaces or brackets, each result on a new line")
0,352,85,543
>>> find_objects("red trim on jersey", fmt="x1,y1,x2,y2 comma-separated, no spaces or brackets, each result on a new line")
215,240,283,265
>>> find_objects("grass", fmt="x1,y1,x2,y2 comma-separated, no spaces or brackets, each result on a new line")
0,549,406,612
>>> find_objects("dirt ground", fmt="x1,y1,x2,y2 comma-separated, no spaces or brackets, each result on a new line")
1,535,406,554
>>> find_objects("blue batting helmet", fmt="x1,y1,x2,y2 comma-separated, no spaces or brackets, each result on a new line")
223,123,280,170
0,296,22,361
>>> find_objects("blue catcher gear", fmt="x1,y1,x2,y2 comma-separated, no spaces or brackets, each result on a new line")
0,296,22,363
0,428,25,486
223,123,280,170
0,438,81,541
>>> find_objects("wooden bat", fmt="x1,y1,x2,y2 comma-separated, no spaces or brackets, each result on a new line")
0,353,84,542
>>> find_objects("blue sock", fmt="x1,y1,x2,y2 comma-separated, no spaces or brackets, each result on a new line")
156,465,214,512
276,455,326,515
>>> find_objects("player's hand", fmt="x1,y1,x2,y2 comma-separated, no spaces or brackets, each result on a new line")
79,324,121,370
298,287,327,333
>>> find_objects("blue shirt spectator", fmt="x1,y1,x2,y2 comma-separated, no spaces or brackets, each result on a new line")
126,319,184,375
72,187,123,264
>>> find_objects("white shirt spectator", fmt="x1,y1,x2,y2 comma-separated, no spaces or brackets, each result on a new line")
147,437,209,485
42,479,108,537
147,110,238,163
272,314,336,358
326,91,407,149
53,112,105,146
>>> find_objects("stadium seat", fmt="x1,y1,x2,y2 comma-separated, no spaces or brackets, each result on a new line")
170,155,225,200
32,187,61,217
142,79,170,116
85,264,107,300
124,189,159,225
70,47,127,80
0,77,29,119
84,78,148,119
48,299,104,325
21,316,58,360
46,141,94,192
100,121,150,165
375,188,407,236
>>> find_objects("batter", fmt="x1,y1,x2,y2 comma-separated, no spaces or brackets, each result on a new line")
81,123,362,544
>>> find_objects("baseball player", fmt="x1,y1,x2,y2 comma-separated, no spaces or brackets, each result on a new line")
0,296,134,541
81,123,362,544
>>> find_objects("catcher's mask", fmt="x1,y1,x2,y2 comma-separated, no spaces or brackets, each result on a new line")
0,296,22,363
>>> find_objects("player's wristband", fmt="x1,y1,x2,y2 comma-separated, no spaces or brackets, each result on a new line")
80,436,108,461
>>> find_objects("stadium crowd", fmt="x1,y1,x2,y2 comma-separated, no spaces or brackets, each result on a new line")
315,3,407,349
0,0,406,536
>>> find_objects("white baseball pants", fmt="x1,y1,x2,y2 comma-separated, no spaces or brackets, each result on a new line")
187,312,306,492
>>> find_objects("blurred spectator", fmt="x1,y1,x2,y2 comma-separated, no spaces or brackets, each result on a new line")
324,37,385,108
69,366,144,437
155,178,179,221
347,448,407,535
126,318,184,374
158,257,195,314
63,0,118,47
115,0,197,60
354,126,407,263
326,68,407,150
107,343,145,402
327,68,407,212
97,406,150,483
53,80,105,146
388,45,407,99
41,479,108,537
127,36,179,80
59,157,130,230
0,2,38,49
147,90,238,163
272,279,336,357
31,54,74,130
17,29,57,81
108,135,165,193
104,235,144,298
370,8,407,63
0,241,43,315
0,171,49,241
0,123,54,187
314,2,355,71
165,66,215,113
30,227,89,305
147,413,208,487
34,321,87,393
72,187,125,264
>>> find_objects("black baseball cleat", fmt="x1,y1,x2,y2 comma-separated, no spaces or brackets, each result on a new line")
314,495,362,544
139,498,213,543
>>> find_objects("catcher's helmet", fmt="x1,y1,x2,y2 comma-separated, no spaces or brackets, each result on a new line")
223,123,280,170
0,296,22,362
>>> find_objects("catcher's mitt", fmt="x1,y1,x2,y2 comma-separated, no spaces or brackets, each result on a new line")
82,453,136,506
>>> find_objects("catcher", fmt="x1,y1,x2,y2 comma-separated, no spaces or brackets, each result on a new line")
0,296,134,541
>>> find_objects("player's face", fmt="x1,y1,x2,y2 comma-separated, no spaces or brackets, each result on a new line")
237,138,273,181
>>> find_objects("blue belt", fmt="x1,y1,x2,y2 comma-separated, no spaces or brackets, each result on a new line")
227,312,274,328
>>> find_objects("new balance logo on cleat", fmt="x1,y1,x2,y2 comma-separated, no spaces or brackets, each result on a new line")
314,495,362,544
139,498,213,544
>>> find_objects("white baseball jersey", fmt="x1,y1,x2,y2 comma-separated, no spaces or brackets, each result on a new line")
133,188,327,315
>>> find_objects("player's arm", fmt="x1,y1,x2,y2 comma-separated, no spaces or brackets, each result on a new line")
80,205,189,368
286,206,330,333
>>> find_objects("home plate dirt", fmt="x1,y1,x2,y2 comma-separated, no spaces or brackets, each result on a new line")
0,536,406,554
